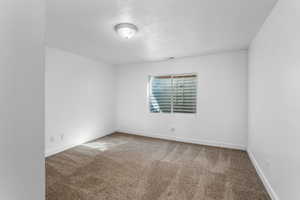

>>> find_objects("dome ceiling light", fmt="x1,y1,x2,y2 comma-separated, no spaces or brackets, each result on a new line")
114,23,138,39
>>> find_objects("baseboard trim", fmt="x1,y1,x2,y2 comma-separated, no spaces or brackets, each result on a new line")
45,132,113,157
117,129,246,150
45,142,78,158
247,150,279,200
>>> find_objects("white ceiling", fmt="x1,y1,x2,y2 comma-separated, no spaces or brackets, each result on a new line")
46,0,277,65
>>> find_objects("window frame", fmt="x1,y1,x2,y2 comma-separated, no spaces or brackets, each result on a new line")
147,73,198,114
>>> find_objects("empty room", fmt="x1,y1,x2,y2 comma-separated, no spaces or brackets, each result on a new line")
1,0,299,200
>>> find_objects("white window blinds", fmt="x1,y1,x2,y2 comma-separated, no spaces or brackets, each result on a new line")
149,75,172,113
149,74,197,113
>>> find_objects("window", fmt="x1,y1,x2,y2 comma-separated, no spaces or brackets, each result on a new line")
149,74,197,113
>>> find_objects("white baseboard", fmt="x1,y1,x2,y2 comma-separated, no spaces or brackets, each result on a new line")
45,131,113,157
117,129,246,150
247,150,279,200
45,142,79,158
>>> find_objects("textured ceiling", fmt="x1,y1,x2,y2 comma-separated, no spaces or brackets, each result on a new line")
46,0,277,65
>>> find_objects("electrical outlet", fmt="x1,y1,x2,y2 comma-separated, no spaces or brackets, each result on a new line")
60,133,64,141
50,136,55,143
265,159,271,175
266,159,271,168
170,128,175,132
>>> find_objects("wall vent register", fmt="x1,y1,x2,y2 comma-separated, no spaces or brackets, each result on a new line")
149,74,197,113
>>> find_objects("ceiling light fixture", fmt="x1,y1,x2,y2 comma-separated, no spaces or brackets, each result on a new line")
114,23,138,39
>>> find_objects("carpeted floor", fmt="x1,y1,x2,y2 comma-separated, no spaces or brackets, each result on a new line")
46,132,270,200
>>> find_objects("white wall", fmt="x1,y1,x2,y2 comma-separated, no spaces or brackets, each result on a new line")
0,0,45,199
116,51,248,149
248,0,300,199
45,47,115,156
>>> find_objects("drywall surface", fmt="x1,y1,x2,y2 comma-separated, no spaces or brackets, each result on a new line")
0,0,45,199
116,51,248,149
248,0,300,199
45,47,115,156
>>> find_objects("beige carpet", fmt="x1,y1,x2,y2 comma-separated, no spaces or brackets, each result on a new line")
46,132,270,200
